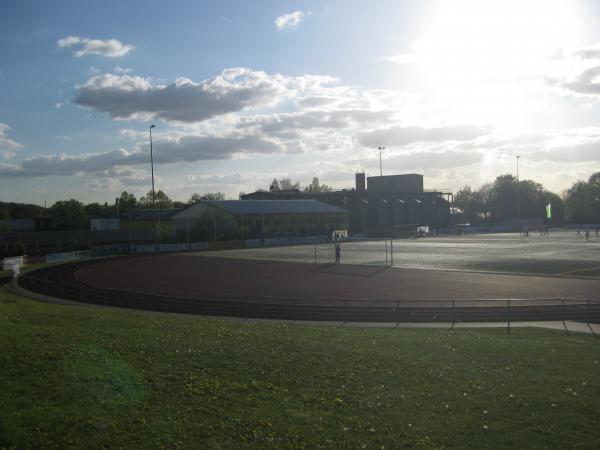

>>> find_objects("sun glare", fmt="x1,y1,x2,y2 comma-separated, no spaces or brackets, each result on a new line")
408,0,582,130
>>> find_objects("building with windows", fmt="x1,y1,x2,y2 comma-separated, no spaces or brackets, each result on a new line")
242,173,453,236
172,199,349,241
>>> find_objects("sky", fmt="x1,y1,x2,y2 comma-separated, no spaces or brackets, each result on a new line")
2,0,600,205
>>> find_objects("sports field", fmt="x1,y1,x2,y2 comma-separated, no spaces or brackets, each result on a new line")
209,230,600,278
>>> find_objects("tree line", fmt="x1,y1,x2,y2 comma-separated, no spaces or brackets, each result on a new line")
1,172,599,232
268,177,333,192
0,190,226,232
454,172,600,225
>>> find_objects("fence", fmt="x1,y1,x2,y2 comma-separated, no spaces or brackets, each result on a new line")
243,239,397,267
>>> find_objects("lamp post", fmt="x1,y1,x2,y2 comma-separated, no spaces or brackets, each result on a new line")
361,199,368,236
378,146,385,176
149,124,156,206
394,198,406,231
413,198,421,225
380,198,388,232
516,155,520,222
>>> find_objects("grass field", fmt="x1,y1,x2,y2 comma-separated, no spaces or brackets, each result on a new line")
1,289,600,449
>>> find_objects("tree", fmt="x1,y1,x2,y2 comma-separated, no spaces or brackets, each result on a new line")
48,199,87,230
269,178,301,191
305,177,333,193
0,209,10,232
188,192,226,204
564,172,600,224
279,178,300,190
84,202,106,218
118,191,137,212
454,184,493,224
454,186,477,223
0,201,45,220
138,190,173,209
488,174,519,221
454,175,565,225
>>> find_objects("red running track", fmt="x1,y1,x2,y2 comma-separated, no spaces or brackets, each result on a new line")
75,254,600,304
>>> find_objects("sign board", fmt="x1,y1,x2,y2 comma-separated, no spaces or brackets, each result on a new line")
2,256,24,271
332,229,348,242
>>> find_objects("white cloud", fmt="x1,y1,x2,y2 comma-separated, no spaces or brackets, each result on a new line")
352,149,483,171
73,68,337,123
57,36,133,58
571,43,600,60
0,123,23,159
275,11,306,30
357,124,491,148
119,128,145,139
114,65,132,74
238,109,393,137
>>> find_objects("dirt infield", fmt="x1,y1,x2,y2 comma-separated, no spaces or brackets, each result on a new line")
75,254,600,303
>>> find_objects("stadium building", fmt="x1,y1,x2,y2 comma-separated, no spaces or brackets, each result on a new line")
172,199,349,241
242,173,453,236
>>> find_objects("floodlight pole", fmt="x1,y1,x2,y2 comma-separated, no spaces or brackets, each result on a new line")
378,146,385,176
149,125,156,206
516,155,520,222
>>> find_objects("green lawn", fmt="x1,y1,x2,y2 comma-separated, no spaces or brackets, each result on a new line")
1,289,599,449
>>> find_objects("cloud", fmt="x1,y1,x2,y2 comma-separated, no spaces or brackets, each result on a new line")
0,132,290,177
295,96,338,108
385,150,483,170
57,36,133,58
571,43,600,60
114,65,132,74
381,54,419,65
73,68,336,123
150,133,287,163
555,65,600,96
94,167,152,188
357,124,491,147
275,11,306,30
545,42,600,97
0,123,23,150
238,109,393,136
530,140,600,163
0,123,23,159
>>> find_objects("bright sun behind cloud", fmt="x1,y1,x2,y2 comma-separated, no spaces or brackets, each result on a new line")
400,0,583,132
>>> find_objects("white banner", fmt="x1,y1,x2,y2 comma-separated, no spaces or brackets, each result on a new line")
2,256,24,271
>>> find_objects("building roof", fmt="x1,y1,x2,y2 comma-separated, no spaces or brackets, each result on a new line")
201,199,348,215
